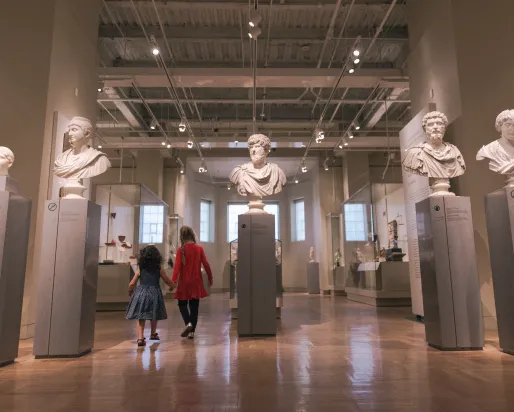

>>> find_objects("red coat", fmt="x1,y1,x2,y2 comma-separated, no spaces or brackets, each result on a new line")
172,243,213,300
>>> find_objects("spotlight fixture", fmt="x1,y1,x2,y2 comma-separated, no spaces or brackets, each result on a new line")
249,10,262,27
301,160,307,173
187,140,193,149
301,143,306,148
344,141,349,146
353,58,360,65
348,67,355,74
354,122,361,130
295,179,299,184
353,48,360,57
338,144,343,149
227,185,231,190
178,121,186,133
161,141,166,146
315,129,325,144
248,26,262,39
150,119,158,130
98,145,102,149
152,47,160,56
348,132,354,139
323,158,329,171
180,167,184,174
97,87,102,92
167,143,171,149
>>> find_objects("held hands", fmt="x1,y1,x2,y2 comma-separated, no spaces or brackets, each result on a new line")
208,279,213,288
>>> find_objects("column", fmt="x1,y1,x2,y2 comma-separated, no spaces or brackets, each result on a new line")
135,151,164,199
0,0,101,338
406,0,514,329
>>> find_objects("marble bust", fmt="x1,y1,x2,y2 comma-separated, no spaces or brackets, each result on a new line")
54,117,111,199
0,146,14,177
229,134,286,213
309,246,316,263
476,109,514,187
402,111,466,196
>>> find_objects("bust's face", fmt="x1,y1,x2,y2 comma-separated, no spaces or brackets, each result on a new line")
68,124,89,149
501,119,514,142
425,117,446,144
249,141,267,166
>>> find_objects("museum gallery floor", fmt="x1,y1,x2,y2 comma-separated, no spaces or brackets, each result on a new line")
2,294,514,412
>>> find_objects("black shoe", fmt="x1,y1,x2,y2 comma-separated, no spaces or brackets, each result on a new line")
181,323,193,337
188,332,195,339
150,333,160,340
137,338,146,347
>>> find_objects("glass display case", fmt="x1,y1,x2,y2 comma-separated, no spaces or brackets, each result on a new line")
326,213,344,291
168,214,182,266
94,183,169,310
229,239,283,318
342,183,410,306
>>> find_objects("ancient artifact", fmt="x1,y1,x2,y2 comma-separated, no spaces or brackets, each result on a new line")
476,109,514,187
229,134,286,213
402,111,465,196
54,116,111,199
0,146,14,177
309,246,316,263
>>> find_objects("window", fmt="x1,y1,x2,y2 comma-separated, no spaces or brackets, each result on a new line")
292,199,305,242
200,199,213,242
344,203,367,241
227,202,280,242
140,205,164,244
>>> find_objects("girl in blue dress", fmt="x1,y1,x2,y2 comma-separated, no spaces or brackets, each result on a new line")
126,245,175,346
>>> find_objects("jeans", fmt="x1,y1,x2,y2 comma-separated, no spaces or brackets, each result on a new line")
178,299,200,332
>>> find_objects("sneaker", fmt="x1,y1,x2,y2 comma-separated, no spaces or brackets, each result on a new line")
188,332,195,339
181,323,193,338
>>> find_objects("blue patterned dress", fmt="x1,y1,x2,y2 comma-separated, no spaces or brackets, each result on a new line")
126,268,167,321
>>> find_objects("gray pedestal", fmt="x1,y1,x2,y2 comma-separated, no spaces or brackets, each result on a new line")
0,184,31,367
34,199,101,358
237,214,276,336
485,189,514,355
307,262,320,294
416,196,483,350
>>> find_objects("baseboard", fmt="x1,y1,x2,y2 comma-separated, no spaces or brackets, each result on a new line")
284,287,307,293
209,288,229,293
332,290,347,296
19,323,35,340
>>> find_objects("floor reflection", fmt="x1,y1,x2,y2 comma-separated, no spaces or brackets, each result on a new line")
0,293,511,412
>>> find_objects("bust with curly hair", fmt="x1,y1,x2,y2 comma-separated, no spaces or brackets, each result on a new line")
229,133,286,200
403,111,466,179
476,110,514,179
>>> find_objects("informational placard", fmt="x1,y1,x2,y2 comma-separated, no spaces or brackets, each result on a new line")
506,188,514,252
399,104,435,317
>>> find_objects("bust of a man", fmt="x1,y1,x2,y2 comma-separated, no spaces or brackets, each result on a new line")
0,147,14,177
403,111,466,179
476,109,514,176
54,117,111,180
229,134,286,198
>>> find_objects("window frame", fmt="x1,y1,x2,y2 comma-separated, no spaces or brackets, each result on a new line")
199,199,214,243
291,198,306,242
139,204,165,244
343,202,368,242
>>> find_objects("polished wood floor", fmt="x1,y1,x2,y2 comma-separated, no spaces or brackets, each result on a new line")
1,294,513,412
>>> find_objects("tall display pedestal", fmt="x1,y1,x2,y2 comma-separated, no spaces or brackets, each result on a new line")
237,214,276,336
0,177,31,367
307,262,320,294
34,199,101,358
485,189,514,355
416,196,483,351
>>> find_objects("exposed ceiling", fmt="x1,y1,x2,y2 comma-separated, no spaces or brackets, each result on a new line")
96,0,411,169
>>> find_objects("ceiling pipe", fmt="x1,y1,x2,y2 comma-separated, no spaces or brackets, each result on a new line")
311,0,352,115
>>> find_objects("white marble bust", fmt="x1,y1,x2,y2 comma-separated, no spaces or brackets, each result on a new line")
54,117,111,180
309,246,316,263
0,147,14,177
476,110,514,186
229,134,286,212
403,111,466,179
403,111,465,196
